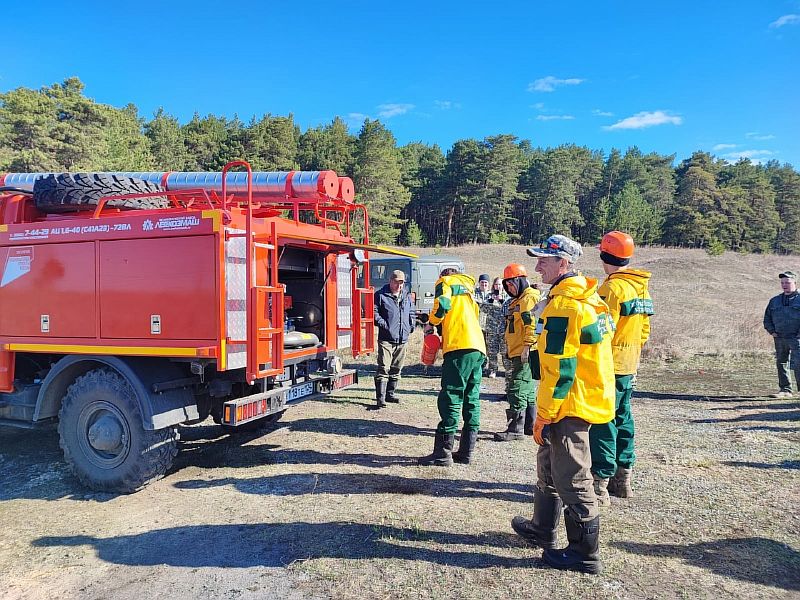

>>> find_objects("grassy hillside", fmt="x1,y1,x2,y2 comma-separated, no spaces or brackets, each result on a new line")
398,245,800,359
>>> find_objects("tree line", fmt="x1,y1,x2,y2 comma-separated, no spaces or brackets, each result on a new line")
2,78,799,253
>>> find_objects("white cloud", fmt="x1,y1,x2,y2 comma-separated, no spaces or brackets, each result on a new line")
592,109,614,117
434,100,461,110
604,110,682,130
769,14,800,28
713,143,737,151
722,149,775,164
377,103,414,118
745,132,776,140
528,76,585,93
536,115,575,121
346,112,369,122
531,102,546,110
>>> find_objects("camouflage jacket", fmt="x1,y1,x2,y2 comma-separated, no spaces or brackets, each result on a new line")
480,294,507,334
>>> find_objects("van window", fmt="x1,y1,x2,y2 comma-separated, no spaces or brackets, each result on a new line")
371,261,410,286
419,264,439,281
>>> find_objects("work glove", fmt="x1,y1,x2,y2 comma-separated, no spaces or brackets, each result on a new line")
416,313,429,324
533,415,552,446
423,323,435,335
520,345,530,364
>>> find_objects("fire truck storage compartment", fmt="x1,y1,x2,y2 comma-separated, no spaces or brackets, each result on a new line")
100,235,217,340
0,242,97,338
279,245,325,347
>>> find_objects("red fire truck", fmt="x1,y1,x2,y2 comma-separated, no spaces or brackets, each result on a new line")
0,162,412,492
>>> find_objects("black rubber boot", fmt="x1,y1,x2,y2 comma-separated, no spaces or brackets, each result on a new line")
524,404,536,436
374,377,387,408
511,487,563,549
417,432,455,466
494,409,525,441
453,428,478,464
542,511,602,574
385,378,400,403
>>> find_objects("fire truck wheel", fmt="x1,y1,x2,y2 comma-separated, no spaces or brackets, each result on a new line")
33,173,169,213
58,368,179,493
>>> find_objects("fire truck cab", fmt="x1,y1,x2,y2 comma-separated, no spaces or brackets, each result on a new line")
0,162,412,493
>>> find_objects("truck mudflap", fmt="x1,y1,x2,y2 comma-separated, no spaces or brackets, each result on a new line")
221,369,359,427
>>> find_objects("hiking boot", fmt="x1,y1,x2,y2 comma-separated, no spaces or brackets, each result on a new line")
417,432,455,467
543,512,602,575
453,428,478,464
524,404,536,436
374,378,387,408
385,379,400,403
511,487,562,549
770,390,794,399
494,409,525,441
609,467,633,498
593,474,611,508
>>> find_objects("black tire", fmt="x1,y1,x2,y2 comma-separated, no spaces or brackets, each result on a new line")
33,173,169,213
58,368,179,493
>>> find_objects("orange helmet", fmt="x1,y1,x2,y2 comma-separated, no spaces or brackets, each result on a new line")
600,231,635,259
503,263,527,279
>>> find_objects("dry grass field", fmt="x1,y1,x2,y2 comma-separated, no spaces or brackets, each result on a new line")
0,246,798,600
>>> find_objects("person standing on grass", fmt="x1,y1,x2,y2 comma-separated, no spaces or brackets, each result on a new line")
418,267,486,466
511,234,614,575
589,231,654,508
373,269,416,409
494,263,540,441
763,270,800,399
479,276,506,378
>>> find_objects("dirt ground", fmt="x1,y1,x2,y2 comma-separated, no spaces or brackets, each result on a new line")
1,354,798,600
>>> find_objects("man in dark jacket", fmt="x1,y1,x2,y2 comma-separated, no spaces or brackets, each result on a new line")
764,271,800,398
373,269,416,408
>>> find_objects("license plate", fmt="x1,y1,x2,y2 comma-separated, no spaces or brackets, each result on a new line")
286,381,314,401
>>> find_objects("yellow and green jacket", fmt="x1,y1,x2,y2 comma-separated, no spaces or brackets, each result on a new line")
505,286,541,358
533,274,615,424
429,273,486,356
598,269,654,375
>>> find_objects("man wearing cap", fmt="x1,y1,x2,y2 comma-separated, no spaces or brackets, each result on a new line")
510,234,615,575
589,231,654,507
764,271,800,399
373,269,416,408
475,274,500,377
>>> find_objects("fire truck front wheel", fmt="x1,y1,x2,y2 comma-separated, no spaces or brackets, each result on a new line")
58,368,179,493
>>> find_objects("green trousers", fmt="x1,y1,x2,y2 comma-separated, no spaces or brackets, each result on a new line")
436,349,485,434
589,374,635,479
508,355,536,411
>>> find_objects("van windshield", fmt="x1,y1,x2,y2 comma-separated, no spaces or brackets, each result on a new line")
371,261,411,288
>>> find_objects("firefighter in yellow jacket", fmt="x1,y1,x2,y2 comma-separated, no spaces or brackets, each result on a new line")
590,231,654,506
511,234,615,575
418,268,486,466
494,263,541,441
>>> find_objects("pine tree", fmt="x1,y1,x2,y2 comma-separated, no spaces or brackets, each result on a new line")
145,108,189,170
353,119,411,244
766,161,800,254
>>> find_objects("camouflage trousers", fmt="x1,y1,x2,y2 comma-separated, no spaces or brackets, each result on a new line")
484,331,503,373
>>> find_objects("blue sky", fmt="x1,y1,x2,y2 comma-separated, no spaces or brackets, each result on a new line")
3,1,799,167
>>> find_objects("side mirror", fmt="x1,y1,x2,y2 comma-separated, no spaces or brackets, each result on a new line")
349,248,366,265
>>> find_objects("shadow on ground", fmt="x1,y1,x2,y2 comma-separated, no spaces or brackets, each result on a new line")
636,391,770,403
173,472,532,502
615,537,800,592
722,460,800,470
692,410,800,424
32,522,536,570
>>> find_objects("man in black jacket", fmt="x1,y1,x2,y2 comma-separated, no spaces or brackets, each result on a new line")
764,271,800,398
373,269,416,408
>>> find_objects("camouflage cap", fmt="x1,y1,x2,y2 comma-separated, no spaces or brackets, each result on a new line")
527,234,583,263
779,271,797,280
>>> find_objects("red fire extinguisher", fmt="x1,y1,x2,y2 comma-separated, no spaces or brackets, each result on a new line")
420,332,442,366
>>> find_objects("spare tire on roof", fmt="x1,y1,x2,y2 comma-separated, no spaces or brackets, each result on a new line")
33,173,169,213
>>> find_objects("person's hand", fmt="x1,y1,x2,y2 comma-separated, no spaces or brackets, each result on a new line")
424,323,434,335
417,313,429,324
533,416,552,446
772,332,778,338
520,346,530,363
